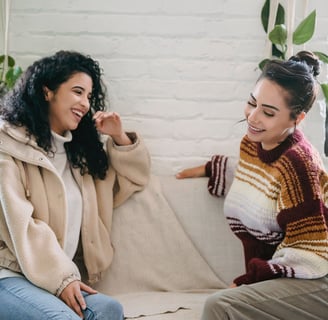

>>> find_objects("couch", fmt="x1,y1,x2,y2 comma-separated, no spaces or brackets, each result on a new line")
94,175,245,319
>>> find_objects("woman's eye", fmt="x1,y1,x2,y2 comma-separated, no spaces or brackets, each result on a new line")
264,111,274,117
73,89,83,95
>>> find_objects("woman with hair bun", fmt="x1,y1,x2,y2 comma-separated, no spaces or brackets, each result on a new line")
177,51,328,319
0,50,151,319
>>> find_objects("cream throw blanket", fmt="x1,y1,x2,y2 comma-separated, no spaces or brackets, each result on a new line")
94,175,227,318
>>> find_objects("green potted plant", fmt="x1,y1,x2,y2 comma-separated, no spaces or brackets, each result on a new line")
0,0,22,97
259,0,328,155
0,54,22,96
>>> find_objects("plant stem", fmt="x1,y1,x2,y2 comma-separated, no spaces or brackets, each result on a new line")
286,0,295,58
2,0,11,82
265,0,279,58
302,0,309,50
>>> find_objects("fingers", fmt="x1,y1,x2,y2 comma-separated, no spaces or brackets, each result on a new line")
80,282,98,294
70,283,97,318
59,281,87,319
69,292,86,318
92,111,124,137
93,111,119,123
175,165,206,179
69,282,97,317
175,170,190,179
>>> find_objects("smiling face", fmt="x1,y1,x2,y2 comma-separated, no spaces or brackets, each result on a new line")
45,72,92,136
244,78,305,150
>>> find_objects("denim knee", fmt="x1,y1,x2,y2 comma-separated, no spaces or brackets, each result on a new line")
83,296,124,320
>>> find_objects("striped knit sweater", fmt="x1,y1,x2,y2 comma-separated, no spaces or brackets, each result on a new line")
205,130,328,286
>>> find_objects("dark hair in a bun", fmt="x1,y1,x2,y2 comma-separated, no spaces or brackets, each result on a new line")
289,50,320,77
259,50,319,119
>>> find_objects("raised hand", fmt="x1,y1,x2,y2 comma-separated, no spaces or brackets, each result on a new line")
93,111,132,145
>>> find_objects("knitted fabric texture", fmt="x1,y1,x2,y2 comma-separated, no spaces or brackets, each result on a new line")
207,130,328,286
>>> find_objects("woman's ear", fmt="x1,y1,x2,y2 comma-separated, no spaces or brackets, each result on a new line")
295,111,306,125
43,86,50,101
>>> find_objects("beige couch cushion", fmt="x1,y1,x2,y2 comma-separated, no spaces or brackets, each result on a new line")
159,175,244,285
94,175,244,319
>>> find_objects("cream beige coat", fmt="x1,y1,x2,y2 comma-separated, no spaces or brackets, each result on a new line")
0,120,151,296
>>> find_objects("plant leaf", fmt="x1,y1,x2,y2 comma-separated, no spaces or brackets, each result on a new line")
269,24,287,46
5,66,23,88
261,0,269,33
261,0,270,33
272,44,284,59
276,4,285,26
261,1,285,33
321,83,328,103
7,56,16,67
259,59,270,70
0,55,16,67
314,51,328,64
293,10,316,45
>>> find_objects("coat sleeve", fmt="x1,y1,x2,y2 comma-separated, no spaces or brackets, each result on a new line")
205,155,238,197
106,132,151,207
0,154,80,296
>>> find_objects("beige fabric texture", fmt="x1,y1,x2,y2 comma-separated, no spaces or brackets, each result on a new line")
94,175,244,319
159,175,244,284
114,291,216,319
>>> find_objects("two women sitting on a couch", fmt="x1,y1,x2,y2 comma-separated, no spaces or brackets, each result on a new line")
1,49,328,320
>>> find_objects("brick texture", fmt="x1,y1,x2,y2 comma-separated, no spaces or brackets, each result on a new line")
4,0,328,174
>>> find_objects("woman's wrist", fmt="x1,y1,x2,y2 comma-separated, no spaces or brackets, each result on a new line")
111,132,134,146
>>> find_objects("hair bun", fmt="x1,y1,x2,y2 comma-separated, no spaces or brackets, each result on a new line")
289,50,320,77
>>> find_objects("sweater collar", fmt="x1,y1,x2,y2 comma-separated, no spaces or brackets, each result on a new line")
51,131,72,154
257,129,303,163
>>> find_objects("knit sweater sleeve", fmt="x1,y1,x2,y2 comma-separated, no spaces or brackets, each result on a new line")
234,149,328,286
205,155,238,197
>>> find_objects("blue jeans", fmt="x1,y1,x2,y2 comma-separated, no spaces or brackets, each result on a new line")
0,277,124,320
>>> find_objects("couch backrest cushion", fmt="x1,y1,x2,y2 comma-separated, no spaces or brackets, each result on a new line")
95,175,244,295
159,176,244,285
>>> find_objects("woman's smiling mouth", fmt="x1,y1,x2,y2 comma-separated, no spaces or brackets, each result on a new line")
248,124,265,134
72,108,84,119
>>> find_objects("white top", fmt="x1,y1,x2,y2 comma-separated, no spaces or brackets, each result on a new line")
49,131,83,259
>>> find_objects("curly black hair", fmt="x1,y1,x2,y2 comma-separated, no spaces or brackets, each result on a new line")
0,50,109,179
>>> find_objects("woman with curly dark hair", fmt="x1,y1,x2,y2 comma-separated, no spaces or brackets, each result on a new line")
0,50,151,319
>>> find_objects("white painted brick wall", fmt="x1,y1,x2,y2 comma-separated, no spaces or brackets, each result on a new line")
4,0,328,175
